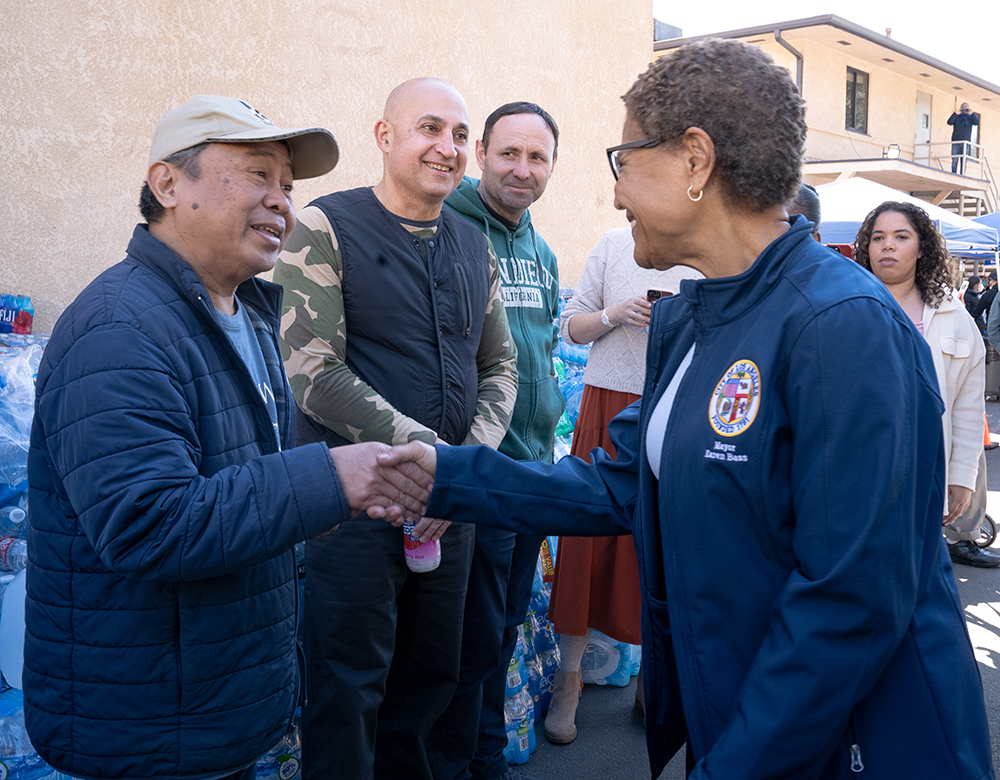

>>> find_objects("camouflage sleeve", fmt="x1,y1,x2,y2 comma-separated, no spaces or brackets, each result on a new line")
460,240,518,449
274,206,438,445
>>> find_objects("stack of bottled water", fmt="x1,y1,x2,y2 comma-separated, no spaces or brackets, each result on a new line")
524,586,560,720
580,630,642,687
0,340,42,516
0,340,41,692
553,294,588,462
503,632,534,765
0,341,42,693
0,337,67,779
502,544,560,766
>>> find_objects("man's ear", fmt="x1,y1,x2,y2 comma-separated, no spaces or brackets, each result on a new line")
146,161,180,211
374,119,392,152
475,139,487,173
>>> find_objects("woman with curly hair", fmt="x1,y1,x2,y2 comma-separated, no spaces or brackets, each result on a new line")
854,201,994,566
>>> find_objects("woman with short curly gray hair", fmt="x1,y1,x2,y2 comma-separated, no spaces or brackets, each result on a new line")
384,38,993,780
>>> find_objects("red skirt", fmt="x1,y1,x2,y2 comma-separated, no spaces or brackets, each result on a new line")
548,383,642,645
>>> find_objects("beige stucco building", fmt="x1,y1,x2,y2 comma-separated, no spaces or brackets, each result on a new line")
656,15,1000,218
1,1,652,333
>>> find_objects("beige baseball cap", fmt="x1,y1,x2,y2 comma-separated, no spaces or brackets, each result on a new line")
148,95,338,179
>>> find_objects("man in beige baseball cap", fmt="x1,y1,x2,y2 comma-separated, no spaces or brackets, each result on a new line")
147,94,339,178
137,94,338,313
25,96,430,780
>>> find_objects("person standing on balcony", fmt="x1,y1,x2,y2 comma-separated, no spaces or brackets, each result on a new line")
948,102,980,174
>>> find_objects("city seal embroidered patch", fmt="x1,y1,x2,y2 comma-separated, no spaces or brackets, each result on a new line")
709,360,760,437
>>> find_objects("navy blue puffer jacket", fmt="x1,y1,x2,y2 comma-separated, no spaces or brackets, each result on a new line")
25,225,348,780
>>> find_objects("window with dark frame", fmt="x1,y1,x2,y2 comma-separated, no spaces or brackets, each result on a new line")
845,67,869,133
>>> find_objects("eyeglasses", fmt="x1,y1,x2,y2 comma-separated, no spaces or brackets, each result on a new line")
606,137,661,180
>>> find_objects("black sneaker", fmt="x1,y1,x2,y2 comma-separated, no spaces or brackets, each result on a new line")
949,540,1000,568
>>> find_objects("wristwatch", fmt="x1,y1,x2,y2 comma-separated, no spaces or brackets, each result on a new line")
601,308,613,327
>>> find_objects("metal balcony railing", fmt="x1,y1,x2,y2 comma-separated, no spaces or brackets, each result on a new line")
913,141,998,213
914,140,986,178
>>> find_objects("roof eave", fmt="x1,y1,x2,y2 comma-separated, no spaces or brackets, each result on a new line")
653,14,1000,98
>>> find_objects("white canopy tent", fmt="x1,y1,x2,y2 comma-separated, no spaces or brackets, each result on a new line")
815,178,999,256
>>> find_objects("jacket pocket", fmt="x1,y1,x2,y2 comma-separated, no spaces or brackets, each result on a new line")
939,335,971,359
643,593,688,770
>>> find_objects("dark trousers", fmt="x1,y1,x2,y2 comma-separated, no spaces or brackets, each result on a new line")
302,517,475,780
426,528,545,780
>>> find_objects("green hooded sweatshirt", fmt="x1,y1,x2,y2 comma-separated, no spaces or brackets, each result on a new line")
446,176,564,463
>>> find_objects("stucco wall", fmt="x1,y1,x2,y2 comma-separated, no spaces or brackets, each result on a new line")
1,0,651,333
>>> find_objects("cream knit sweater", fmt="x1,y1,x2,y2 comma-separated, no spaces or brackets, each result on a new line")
560,228,702,395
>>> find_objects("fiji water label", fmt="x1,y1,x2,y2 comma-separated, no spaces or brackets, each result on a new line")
0,760,7,780
0,296,32,335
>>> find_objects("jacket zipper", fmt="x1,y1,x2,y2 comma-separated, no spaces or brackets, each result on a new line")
455,265,471,339
848,711,864,773
419,237,451,434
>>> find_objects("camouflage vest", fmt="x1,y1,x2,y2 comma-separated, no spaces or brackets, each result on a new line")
300,187,490,447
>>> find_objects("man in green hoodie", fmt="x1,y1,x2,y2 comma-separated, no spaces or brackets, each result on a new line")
427,102,563,780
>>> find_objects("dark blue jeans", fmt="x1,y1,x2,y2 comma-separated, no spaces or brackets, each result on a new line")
952,141,971,173
302,518,475,780
426,528,545,780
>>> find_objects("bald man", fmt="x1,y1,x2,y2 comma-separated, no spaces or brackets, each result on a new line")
274,78,518,780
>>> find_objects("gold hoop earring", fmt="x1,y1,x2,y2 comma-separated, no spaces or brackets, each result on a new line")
687,185,703,203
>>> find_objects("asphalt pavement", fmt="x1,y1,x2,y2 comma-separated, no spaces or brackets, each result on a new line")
518,400,1000,779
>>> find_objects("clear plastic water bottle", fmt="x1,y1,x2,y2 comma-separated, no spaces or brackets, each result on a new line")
505,628,527,696
537,647,560,715
0,467,27,511
503,688,529,765
519,687,536,755
401,519,440,573
526,651,544,723
0,573,14,603
0,538,26,572
0,508,26,539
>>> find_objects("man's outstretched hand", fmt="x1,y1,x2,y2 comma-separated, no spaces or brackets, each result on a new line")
328,442,434,521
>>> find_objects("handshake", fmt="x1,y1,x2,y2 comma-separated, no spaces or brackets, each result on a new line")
329,440,444,540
